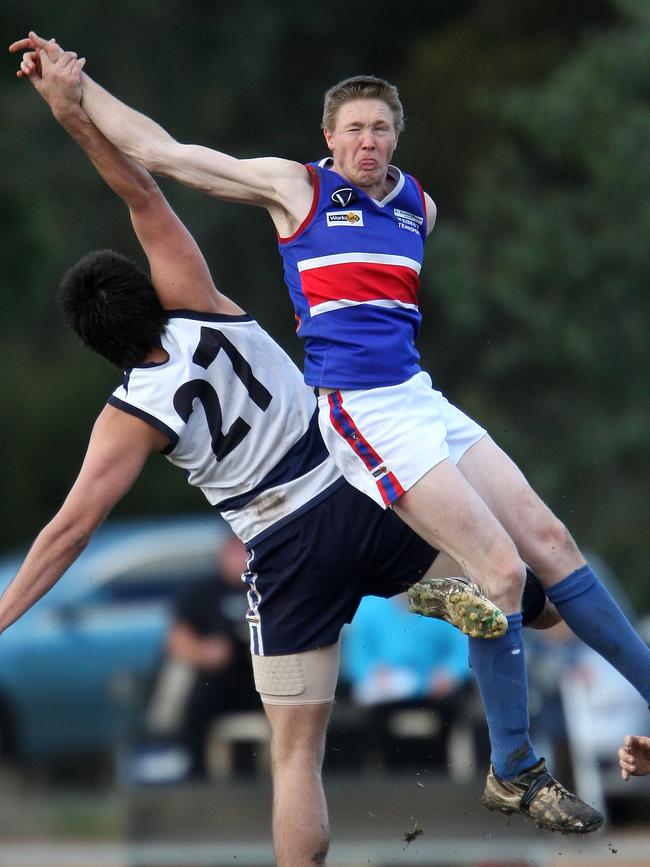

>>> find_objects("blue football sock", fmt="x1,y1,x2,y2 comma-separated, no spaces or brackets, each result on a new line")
547,564,650,703
469,612,538,779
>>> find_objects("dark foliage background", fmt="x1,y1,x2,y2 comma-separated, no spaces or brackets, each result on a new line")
2,0,648,606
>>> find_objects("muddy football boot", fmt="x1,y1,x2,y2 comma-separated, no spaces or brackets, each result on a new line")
481,758,604,834
408,576,507,639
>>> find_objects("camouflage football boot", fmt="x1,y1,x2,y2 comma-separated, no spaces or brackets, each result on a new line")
408,576,507,639
482,758,604,834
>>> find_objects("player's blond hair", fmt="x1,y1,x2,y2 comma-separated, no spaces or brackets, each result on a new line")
321,75,405,133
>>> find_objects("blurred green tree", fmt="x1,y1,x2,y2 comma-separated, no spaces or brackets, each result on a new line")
419,0,650,605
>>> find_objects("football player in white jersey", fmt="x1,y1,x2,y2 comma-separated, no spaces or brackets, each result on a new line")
3,48,342,867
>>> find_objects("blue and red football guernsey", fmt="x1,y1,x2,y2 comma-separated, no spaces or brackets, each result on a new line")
278,159,428,389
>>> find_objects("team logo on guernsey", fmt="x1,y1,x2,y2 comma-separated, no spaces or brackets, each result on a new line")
331,186,357,207
326,210,364,227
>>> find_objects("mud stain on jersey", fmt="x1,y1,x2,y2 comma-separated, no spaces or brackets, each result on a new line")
250,490,288,524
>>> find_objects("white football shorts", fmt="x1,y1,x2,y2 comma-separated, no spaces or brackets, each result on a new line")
317,371,486,509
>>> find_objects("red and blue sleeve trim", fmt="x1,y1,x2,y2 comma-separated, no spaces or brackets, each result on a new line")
411,174,428,236
278,164,320,244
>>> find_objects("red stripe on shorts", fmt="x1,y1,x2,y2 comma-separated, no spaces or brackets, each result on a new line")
327,392,383,469
327,392,399,507
380,471,406,502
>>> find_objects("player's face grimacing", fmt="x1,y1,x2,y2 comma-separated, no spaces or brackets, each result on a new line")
323,98,398,194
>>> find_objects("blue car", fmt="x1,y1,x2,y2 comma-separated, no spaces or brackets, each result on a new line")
0,514,227,765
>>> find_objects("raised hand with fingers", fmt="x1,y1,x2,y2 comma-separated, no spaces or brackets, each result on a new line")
618,734,650,780
9,39,86,120
9,32,85,118
8,31,63,78
41,52,87,119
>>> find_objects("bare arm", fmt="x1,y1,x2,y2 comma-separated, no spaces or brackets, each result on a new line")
11,33,313,236
59,97,242,314
81,76,306,205
0,407,168,635
79,74,313,236
424,192,437,236
12,41,240,314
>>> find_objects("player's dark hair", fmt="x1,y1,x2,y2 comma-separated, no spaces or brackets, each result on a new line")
57,249,168,369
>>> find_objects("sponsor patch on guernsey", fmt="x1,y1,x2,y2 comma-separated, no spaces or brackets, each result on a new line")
394,208,424,226
326,210,364,227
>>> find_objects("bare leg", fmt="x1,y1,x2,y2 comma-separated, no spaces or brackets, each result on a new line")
422,551,462,579
456,436,585,587
393,457,526,613
458,436,650,703
393,441,604,831
264,701,332,867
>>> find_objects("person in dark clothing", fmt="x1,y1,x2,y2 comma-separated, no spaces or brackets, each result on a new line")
166,534,259,778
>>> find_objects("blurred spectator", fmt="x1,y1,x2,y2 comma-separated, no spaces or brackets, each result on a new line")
145,533,258,780
340,593,471,768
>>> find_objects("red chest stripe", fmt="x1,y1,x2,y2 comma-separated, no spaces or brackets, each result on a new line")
299,260,420,314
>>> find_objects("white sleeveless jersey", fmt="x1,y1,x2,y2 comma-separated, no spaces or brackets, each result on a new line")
108,311,344,544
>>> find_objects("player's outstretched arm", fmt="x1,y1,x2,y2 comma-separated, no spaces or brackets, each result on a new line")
9,36,239,313
11,32,312,234
0,408,167,636
618,735,650,780
13,43,154,214
78,71,313,235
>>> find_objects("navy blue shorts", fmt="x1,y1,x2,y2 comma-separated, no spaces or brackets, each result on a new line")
244,483,436,655
243,483,548,655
